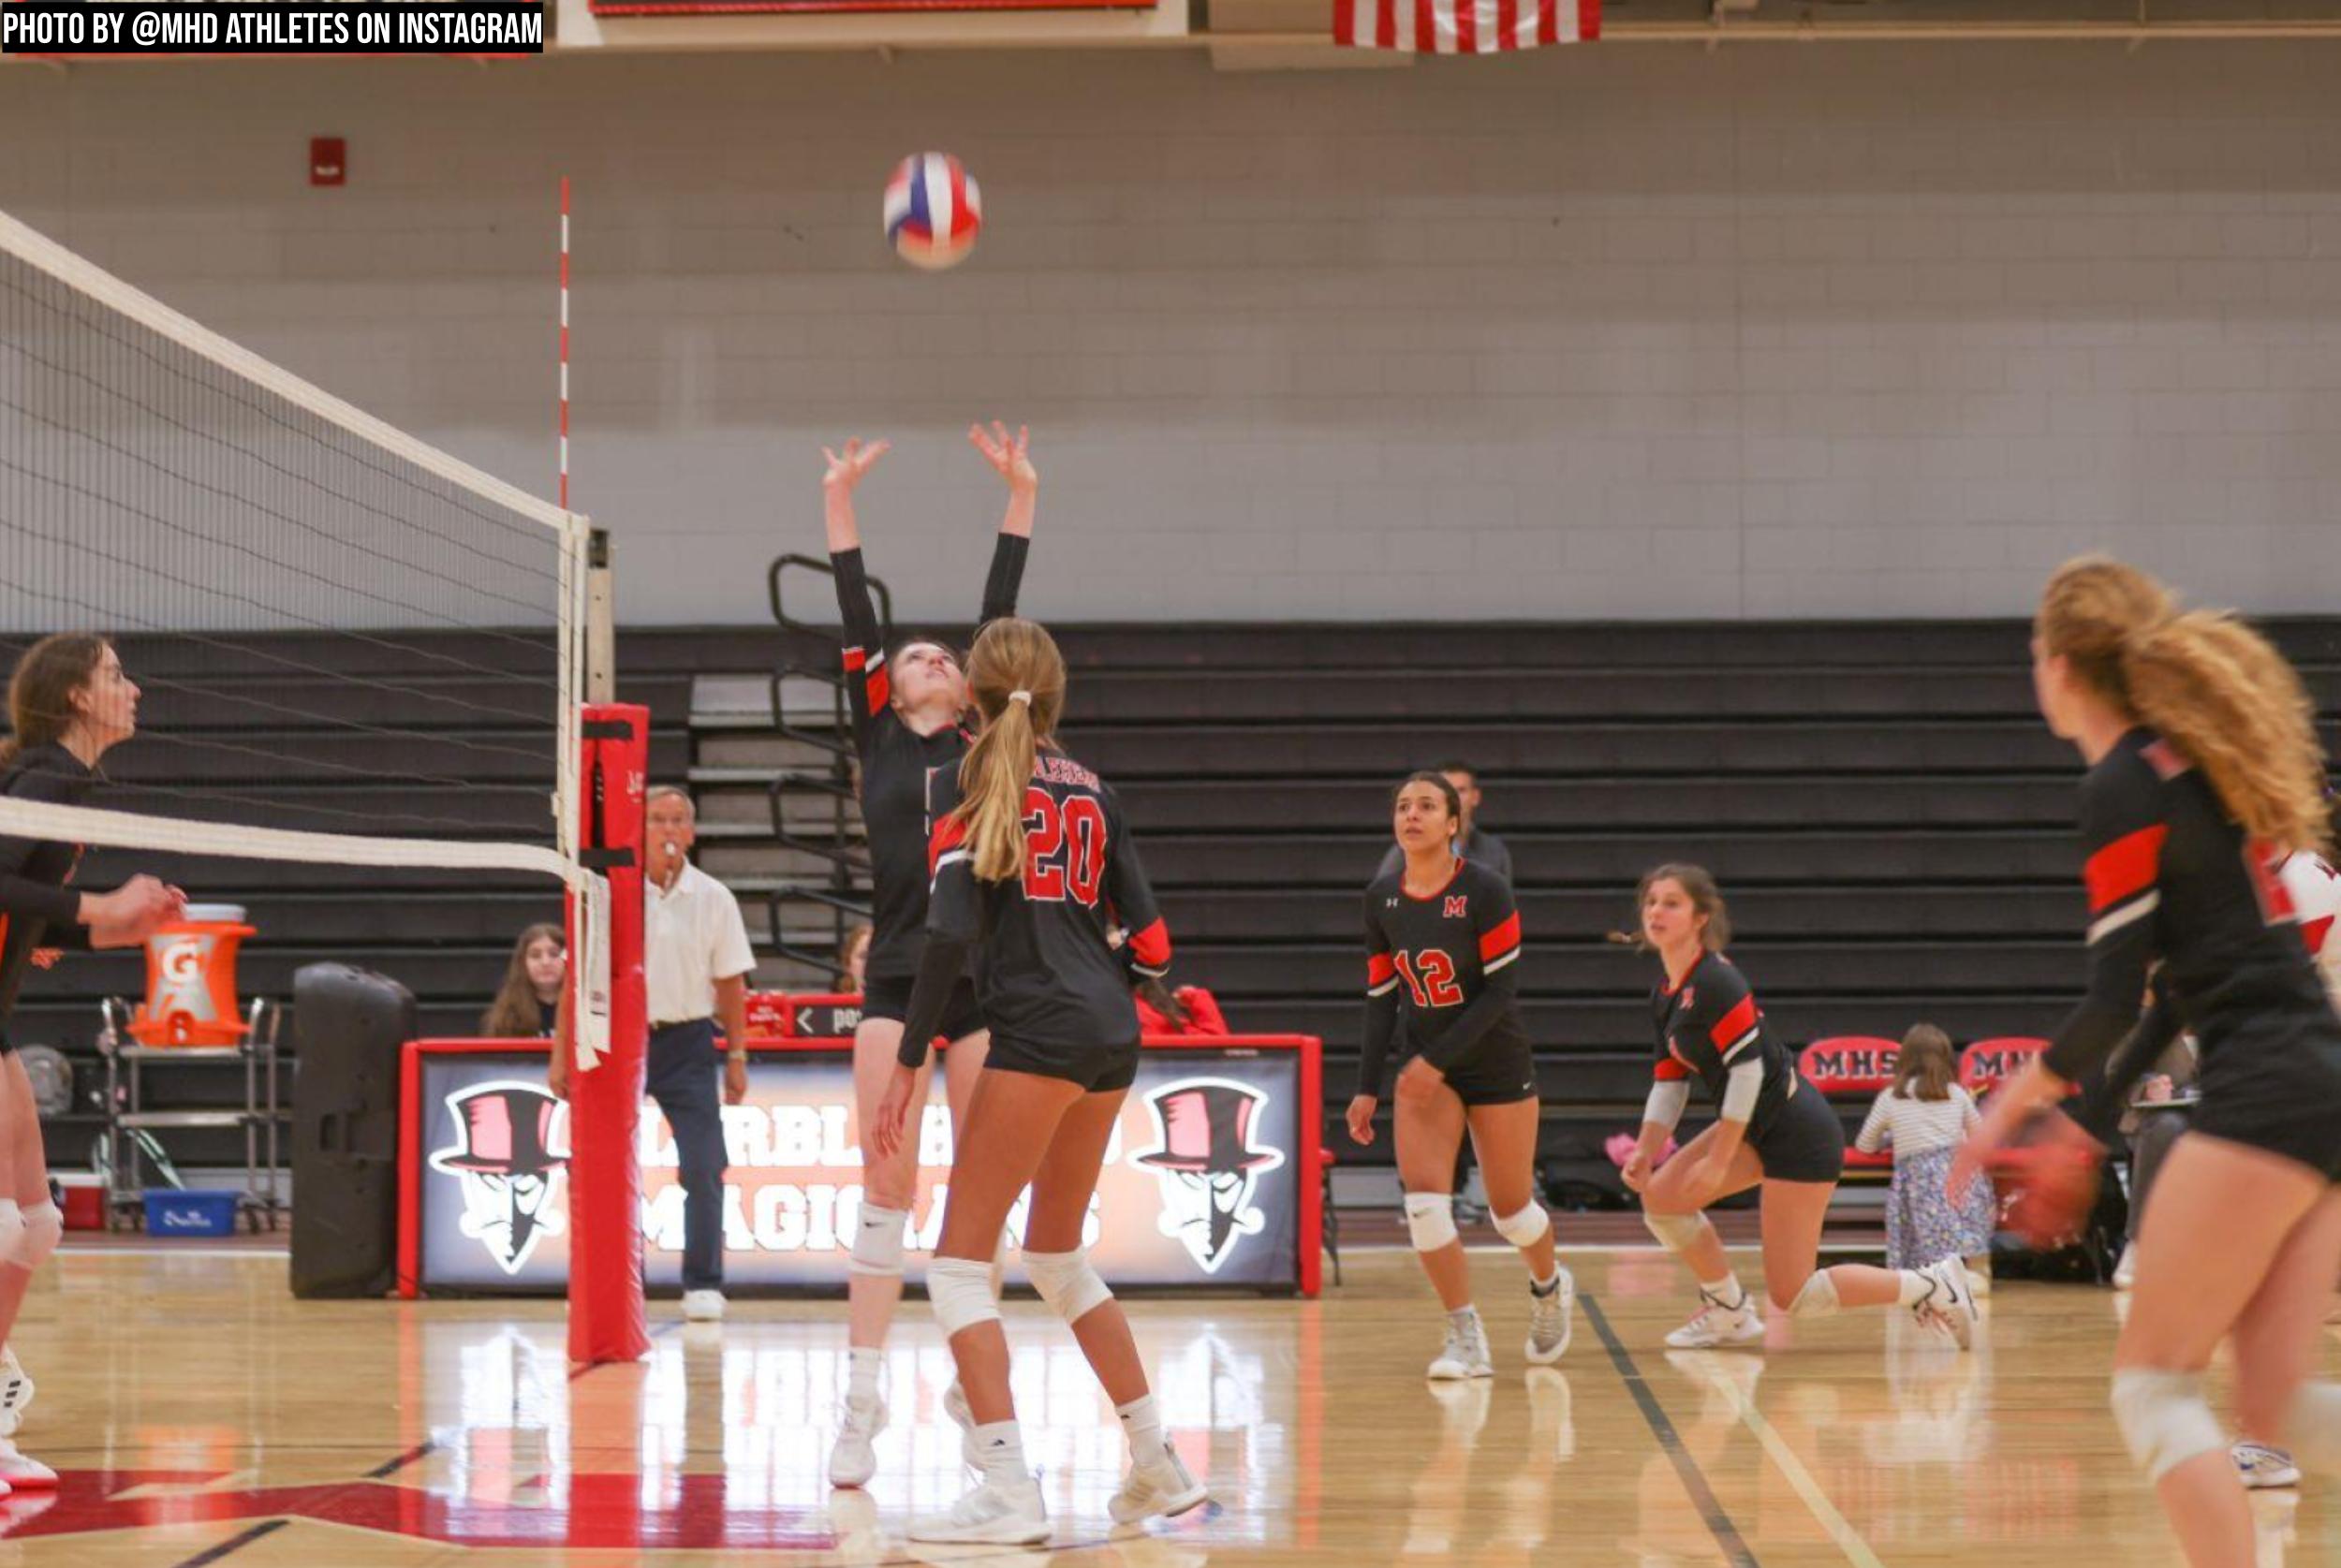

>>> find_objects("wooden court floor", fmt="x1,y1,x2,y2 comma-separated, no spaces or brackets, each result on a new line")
2,1243,2330,1567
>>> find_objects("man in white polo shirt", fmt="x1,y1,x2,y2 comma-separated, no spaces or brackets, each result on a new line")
640,784,756,1321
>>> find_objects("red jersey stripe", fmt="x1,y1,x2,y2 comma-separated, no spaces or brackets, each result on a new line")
2304,916,2334,957
843,648,867,673
2084,825,2168,915
927,814,967,876
1708,993,1759,1052
1126,917,1172,969
1367,952,1397,987
1478,911,1522,964
1654,1057,1690,1082
867,667,891,715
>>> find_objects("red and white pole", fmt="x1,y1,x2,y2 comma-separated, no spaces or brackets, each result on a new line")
559,176,571,511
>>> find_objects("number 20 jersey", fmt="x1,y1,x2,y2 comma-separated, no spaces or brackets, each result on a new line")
926,746,1170,1055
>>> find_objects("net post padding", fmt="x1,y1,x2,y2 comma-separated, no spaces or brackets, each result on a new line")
567,702,650,1366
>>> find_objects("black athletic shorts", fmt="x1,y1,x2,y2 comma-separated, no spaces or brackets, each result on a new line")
2191,1029,2341,1181
861,973,987,1047
1747,1075,1847,1185
984,1033,1140,1094
1416,1039,1539,1108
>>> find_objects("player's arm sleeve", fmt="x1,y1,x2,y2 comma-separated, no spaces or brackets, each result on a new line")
830,548,891,754
1855,1092,1892,1153
979,531,1029,629
1643,1076,1690,1133
2041,763,2165,1084
1415,878,1522,1074
0,766,94,928
897,814,981,1069
1357,898,1401,1098
1103,789,1170,981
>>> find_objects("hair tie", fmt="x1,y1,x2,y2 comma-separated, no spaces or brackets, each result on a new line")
1008,690,1033,706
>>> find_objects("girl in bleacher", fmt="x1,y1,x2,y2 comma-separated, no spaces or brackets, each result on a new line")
1347,771,1573,1380
820,424,1036,1489
1627,865,1979,1350
0,635,185,1491
480,923,566,1038
1855,1024,1994,1278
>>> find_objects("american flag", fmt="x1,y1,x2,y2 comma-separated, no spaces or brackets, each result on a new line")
1333,0,1597,51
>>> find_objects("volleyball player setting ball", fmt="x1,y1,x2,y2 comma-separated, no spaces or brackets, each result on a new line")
0,636,185,1489
870,617,1205,1546
1626,865,1978,1350
1347,771,1572,1379
1952,559,2341,1566
821,422,1037,1489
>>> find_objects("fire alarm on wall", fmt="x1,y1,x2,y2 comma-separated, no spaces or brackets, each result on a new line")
311,138,346,187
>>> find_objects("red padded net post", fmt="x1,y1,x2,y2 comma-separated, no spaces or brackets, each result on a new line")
567,702,650,1365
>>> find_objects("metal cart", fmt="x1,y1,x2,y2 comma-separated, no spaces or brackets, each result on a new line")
97,996,285,1233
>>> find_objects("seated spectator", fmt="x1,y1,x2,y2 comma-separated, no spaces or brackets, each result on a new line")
1136,976,1229,1036
1110,924,1228,1035
837,922,873,994
480,923,566,1038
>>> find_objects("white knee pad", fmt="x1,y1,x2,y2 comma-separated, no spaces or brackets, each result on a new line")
1642,1209,1704,1253
1405,1193,1459,1253
1492,1202,1550,1250
848,1203,908,1280
2112,1369,2228,1480
1023,1248,1113,1326
927,1256,1001,1339
1785,1271,1841,1319
7,1203,57,1272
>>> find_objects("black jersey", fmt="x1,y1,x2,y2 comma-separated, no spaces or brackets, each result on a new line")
1357,857,1527,1096
2042,727,2341,1087
0,743,97,1039
832,536,1026,983
896,745,1169,1066
1649,948,1800,1131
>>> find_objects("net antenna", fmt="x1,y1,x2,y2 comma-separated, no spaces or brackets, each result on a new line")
0,203,612,1059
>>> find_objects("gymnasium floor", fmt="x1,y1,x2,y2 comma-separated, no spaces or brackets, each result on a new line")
8,1245,2325,1566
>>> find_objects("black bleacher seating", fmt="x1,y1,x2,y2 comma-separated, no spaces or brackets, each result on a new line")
704,616,2341,1191
32,621,2335,1194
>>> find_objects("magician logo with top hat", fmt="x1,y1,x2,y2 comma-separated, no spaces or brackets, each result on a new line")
1135,1077,1286,1274
430,1080,570,1275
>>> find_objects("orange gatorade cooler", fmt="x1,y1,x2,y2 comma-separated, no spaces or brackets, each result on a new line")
130,903,257,1048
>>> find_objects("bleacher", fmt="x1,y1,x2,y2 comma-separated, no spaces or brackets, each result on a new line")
25,620,2339,1192
694,618,2341,1191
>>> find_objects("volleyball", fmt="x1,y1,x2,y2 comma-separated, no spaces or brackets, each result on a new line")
1989,1111,2105,1252
883,152,982,271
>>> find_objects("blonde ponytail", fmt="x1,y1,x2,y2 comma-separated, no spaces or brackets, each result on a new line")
952,618,1067,883
2039,557,2332,857
2124,611,2332,856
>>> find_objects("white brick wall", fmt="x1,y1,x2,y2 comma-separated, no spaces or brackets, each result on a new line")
5,42,2340,624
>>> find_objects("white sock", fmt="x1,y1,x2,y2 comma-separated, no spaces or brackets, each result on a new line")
1698,1274,1746,1312
847,1347,881,1402
1447,1304,1481,1332
972,1419,1026,1485
1116,1393,1164,1460
1531,1268,1561,1297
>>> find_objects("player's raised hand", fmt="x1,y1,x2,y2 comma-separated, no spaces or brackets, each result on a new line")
822,437,891,495
968,421,1037,497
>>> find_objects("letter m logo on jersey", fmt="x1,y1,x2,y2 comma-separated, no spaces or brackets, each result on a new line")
1444,896,1468,919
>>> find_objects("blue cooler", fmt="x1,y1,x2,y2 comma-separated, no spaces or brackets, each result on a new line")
144,1189,239,1238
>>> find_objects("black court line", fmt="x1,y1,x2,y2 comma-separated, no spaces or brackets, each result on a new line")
169,1518,287,1568
1581,1293,1760,1568
362,1438,438,1479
